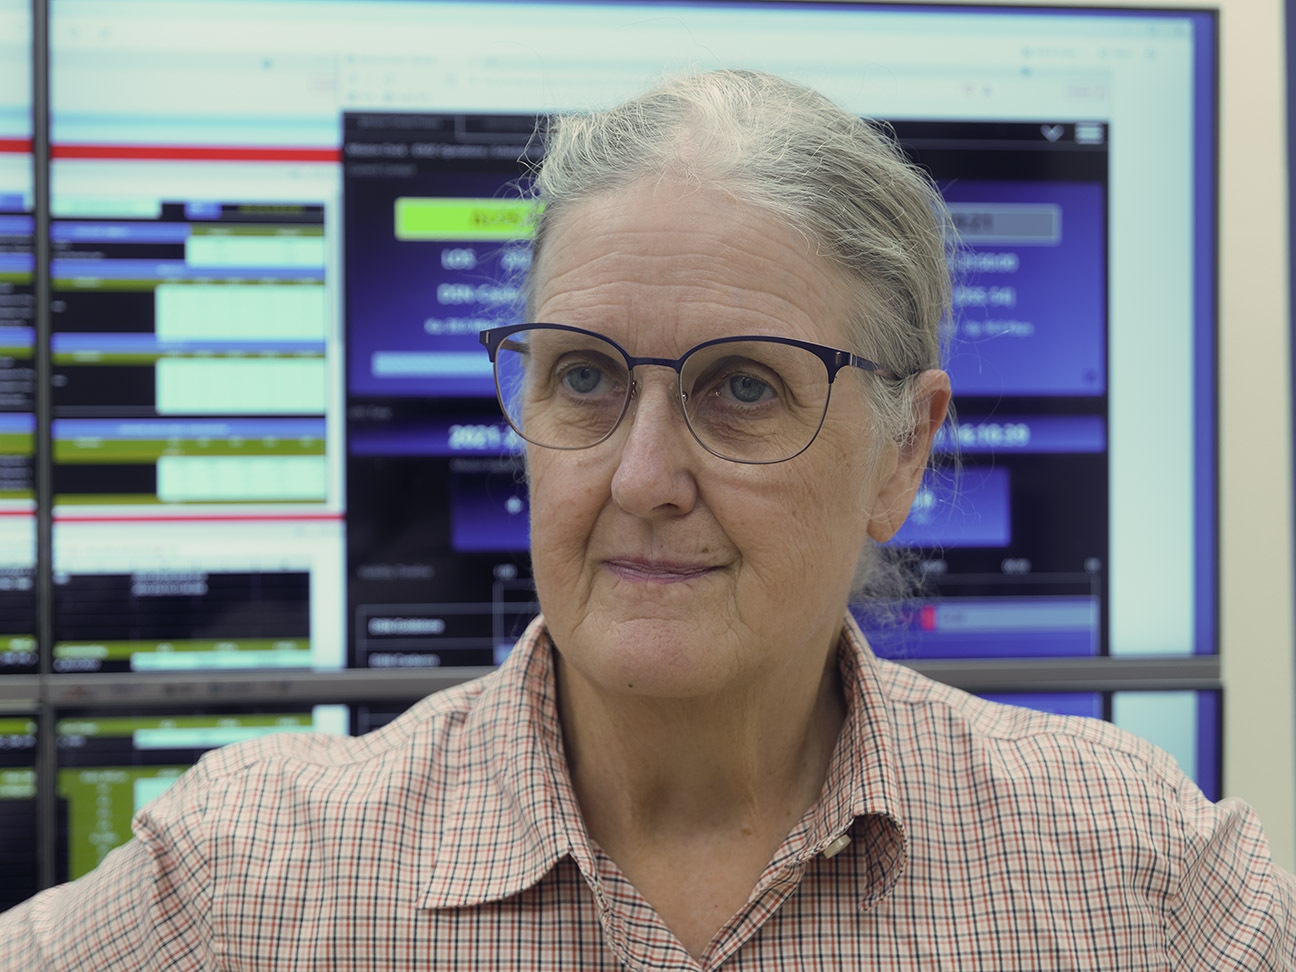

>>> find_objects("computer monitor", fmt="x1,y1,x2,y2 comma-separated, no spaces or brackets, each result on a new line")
0,0,35,675
40,1,1216,671
341,110,1119,664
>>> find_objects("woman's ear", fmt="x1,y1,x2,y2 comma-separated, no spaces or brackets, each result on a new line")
867,369,952,542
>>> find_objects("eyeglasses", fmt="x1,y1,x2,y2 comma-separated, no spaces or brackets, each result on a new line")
478,323,892,464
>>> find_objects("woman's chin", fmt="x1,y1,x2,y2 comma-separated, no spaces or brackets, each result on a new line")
555,616,743,701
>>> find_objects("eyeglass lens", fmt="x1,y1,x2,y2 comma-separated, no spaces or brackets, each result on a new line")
492,327,833,463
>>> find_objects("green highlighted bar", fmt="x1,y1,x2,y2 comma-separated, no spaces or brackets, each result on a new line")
0,433,34,456
53,278,323,293
0,769,35,801
59,766,186,877
54,493,313,505
190,224,324,237
395,197,538,242
55,637,311,661
54,493,164,505
52,351,324,365
0,718,36,736
54,279,162,292
227,204,315,218
0,273,32,286
55,437,325,463
1,637,35,653
57,713,313,737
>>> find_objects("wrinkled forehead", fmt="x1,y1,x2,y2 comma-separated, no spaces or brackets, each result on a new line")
527,179,857,355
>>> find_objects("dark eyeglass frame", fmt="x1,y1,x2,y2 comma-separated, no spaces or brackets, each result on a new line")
478,322,894,464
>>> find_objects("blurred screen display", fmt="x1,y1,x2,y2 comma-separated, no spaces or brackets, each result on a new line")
54,705,349,881
0,714,37,914
42,1,1216,669
0,0,35,675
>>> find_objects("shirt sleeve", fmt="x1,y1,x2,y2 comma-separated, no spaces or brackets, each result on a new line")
1164,787,1296,970
0,764,218,972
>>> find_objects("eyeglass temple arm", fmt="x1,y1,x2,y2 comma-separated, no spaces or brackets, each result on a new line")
480,331,529,358
836,350,899,381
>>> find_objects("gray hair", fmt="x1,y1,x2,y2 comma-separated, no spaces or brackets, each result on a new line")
522,69,953,601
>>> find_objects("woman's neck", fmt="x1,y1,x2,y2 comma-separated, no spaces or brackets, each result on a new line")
555,643,847,851
554,642,847,958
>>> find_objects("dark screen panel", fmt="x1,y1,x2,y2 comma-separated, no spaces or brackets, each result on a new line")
0,715,37,914
342,113,1112,664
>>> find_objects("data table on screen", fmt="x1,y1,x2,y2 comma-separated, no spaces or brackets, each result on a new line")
48,157,346,673
54,706,348,881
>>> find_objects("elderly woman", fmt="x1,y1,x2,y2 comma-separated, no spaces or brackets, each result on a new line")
3,70,1293,970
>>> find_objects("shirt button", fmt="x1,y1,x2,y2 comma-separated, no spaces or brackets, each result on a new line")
821,834,852,859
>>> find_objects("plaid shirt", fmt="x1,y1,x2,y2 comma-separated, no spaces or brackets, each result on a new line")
3,616,1293,970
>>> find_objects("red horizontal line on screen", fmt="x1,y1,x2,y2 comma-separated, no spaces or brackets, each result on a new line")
51,144,341,162
0,138,33,154
53,513,345,523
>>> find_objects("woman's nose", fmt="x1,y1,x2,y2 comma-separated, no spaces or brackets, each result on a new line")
608,378,700,518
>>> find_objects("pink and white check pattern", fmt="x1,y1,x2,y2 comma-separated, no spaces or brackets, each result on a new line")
3,615,1293,970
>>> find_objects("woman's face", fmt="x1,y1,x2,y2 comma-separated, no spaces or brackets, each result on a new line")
527,178,936,700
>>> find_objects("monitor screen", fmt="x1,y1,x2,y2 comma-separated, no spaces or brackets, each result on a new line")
0,0,35,675
0,714,37,913
39,0,1217,674
54,705,350,881
341,110,1115,665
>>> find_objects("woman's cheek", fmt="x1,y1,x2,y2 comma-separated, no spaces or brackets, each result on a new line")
529,476,600,576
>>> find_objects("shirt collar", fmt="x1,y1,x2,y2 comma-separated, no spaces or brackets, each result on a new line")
418,617,583,910
801,615,908,908
417,613,908,911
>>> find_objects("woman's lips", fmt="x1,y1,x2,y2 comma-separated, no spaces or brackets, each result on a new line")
603,559,719,583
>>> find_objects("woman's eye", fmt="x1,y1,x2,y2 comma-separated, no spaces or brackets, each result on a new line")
723,374,774,404
562,364,605,394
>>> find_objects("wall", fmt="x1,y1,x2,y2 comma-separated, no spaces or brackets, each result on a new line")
1210,0,1296,872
